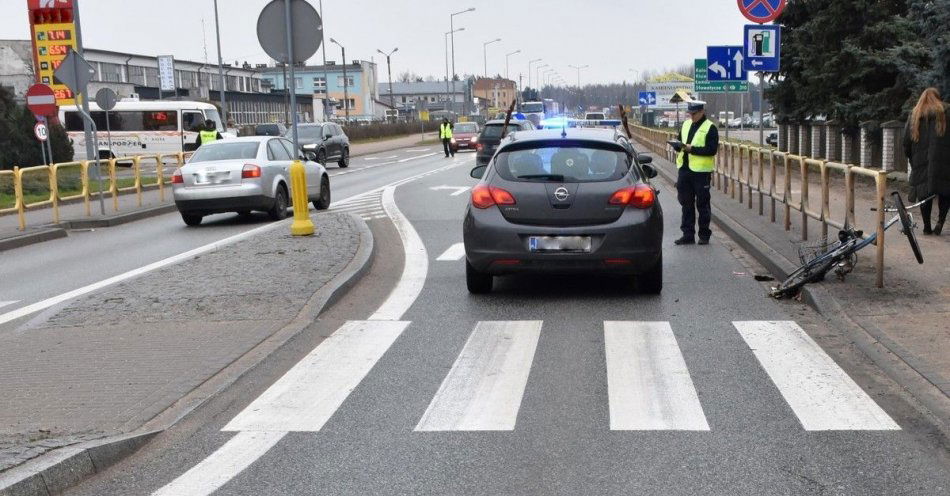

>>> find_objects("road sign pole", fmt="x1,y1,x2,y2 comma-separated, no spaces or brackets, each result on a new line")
105,110,113,157
284,0,298,151
71,0,98,206
759,72,765,146
45,132,54,165
38,135,47,166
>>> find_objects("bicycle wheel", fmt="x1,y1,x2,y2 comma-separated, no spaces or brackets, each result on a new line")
769,257,836,298
891,192,924,264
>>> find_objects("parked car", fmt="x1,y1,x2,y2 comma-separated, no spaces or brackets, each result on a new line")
451,122,480,152
765,132,778,147
289,122,350,168
172,136,330,226
254,123,287,136
475,119,537,167
464,127,663,294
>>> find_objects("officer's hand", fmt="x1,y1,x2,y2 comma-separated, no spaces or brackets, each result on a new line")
684,144,693,153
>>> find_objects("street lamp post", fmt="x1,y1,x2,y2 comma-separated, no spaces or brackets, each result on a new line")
330,38,349,122
445,28,464,116
535,63,548,93
505,50,520,80
568,64,589,88
377,47,399,114
482,38,501,78
319,0,329,121
450,7,475,115
527,58,542,90
213,0,227,126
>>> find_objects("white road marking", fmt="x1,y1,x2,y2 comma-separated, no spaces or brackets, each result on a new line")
152,431,285,496
0,301,19,310
398,152,438,163
368,185,429,321
733,321,900,431
436,243,465,261
429,185,471,196
405,148,431,152
604,321,710,431
223,320,410,432
415,321,542,431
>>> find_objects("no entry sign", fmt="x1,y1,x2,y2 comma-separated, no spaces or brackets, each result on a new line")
26,83,58,117
737,0,786,24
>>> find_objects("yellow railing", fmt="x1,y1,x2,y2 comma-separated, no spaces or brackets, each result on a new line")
629,124,890,288
1,151,189,231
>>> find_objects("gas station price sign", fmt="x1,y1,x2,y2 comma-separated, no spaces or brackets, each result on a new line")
28,0,78,106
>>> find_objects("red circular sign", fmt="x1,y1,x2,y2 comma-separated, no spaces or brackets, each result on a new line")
26,84,58,117
737,0,786,24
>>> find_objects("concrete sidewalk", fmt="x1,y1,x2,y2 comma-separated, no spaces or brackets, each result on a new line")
0,212,372,491
639,140,950,421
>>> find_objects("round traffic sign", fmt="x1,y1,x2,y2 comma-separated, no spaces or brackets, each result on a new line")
34,122,49,142
257,0,323,64
737,0,786,24
95,87,118,111
26,84,58,117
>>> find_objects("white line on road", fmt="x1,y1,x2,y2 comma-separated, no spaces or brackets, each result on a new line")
436,243,465,261
0,301,19,310
223,320,410,432
604,321,710,431
398,152,438,163
152,431,285,496
415,321,542,431
368,185,429,321
405,148,431,152
733,321,900,431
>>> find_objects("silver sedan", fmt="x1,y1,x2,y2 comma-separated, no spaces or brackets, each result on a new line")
172,136,330,226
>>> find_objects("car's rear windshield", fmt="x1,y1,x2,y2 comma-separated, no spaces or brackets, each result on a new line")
455,123,477,133
292,125,323,140
480,124,509,139
494,144,632,183
585,113,605,120
189,142,259,162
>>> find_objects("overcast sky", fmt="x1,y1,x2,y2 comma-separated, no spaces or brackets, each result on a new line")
1,0,754,85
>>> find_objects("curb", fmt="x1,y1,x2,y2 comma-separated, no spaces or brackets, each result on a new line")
0,213,375,496
654,161,950,437
349,133,437,159
0,228,67,252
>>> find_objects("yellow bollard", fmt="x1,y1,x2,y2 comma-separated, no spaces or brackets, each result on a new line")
289,160,315,236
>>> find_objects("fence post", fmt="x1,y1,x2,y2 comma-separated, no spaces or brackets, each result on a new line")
845,165,855,228
757,149,764,215
50,164,59,224
820,161,830,240
81,160,91,217
769,151,776,223
746,147,753,210
874,171,886,288
800,156,809,241
738,146,745,204
13,166,25,231
109,158,119,212
133,156,142,207
783,154,791,231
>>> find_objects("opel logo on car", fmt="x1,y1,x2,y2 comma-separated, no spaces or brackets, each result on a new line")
554,187,570,201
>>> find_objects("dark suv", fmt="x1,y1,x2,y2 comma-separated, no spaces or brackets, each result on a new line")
475,119,537,167
288,122,350,168
254,123,287,136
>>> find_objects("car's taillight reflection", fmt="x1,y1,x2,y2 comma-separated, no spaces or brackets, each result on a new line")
608,184,655,208
471,184,516,209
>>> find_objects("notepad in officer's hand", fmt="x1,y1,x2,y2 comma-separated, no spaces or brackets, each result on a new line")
667,140,684,152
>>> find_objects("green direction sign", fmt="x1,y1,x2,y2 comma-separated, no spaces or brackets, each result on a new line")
694,59,748,93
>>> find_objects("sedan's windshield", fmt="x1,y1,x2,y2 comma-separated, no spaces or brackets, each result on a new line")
495,146,631,183
189,142,260,162
455,123,477,133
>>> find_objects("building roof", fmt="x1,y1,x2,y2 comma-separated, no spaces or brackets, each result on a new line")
259,61,372,74
378,81,464,95
472,78,516,91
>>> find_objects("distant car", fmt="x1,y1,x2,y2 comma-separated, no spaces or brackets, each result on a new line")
254,123,287,136
584,112,606,121
451,122,480,152
464,128,663,294
288,122,350,168
766,132,778,147
475,119,537,167
172,136,330,226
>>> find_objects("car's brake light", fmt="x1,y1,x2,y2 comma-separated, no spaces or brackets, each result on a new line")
242,164,262,179
171,169,183,184
608,185,655,208
471,184,516,209
475,143,484,152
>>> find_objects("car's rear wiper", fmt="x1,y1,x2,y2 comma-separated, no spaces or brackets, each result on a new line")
518,174,565,181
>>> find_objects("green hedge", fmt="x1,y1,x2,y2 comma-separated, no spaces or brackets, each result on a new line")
0,87,73,170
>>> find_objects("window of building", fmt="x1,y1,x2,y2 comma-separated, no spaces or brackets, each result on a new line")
98,62,122,83
313,77,326,90
295,77,303,89
337,76,354,88
335,98,356,110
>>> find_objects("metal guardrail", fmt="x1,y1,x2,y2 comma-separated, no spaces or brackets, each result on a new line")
1,152,189,231
629,125,889,288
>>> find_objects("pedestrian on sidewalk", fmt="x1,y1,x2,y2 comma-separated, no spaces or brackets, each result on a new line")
440,118,455,158
903,87,950,235
672,101,719,245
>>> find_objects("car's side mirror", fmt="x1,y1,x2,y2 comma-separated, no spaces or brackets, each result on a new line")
305,151,317,161
470,165,487,179
642,164,658,179
638,153,653,165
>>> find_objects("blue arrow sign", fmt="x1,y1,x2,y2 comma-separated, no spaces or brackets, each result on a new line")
638,91,657,106
743,25,781,72
706,46,747,82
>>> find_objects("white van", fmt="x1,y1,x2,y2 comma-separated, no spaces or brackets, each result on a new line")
60,100,231,160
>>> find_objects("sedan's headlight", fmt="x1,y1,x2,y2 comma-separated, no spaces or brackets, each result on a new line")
451,138,457,144
470,136,478,144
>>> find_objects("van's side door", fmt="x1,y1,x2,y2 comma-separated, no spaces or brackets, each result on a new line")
181,110,205,152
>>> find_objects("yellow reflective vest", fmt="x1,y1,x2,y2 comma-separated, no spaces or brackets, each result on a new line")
440,123,453,139
675,119,715,172
199,129,219,145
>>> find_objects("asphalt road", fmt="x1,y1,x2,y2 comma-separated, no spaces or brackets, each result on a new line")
62,150,950,495
0,145,444,332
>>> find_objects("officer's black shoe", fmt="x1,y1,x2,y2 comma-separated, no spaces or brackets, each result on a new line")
674,236,695,245
698,237,710,245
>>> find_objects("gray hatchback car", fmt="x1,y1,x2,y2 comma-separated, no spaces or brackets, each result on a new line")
463,128,663,294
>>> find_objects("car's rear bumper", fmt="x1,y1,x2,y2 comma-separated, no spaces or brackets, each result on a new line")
174,195,273,215
463,205,663,275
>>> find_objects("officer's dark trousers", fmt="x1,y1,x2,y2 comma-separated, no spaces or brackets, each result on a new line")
442,138,454,157
677,166,712,240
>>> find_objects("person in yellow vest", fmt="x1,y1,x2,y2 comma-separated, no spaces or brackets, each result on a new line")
440,118,455,158
672,101,719,245
195,119,224,148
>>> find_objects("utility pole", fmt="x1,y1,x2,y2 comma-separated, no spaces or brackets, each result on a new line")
330,39,349,122
505,50,520,81
444,28,464,116
527,58,541,91
213,0,228,125
319,0,329,121
377,48,398,114
568,64,589,88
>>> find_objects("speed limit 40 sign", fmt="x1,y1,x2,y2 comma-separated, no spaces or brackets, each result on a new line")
34,122,49,142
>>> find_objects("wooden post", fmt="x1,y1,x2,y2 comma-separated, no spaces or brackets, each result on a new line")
875,171,886,288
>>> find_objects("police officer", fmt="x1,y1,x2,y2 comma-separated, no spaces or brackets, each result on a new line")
672,101,719,245
195,119,224,148
440,118,455,158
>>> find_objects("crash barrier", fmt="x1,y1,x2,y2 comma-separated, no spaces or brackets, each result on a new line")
1,152,189,231
629,125,890,288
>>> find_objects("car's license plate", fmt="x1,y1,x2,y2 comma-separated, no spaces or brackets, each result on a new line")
528,236,591,252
